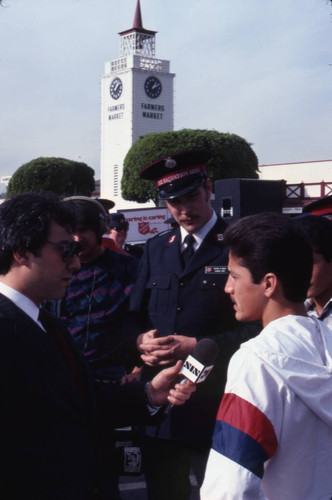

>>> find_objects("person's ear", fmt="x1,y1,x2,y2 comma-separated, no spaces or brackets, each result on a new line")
13,246,30,266
262,273,278,298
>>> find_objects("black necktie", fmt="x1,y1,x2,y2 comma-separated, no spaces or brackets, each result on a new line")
181,234,195,268
38,308,86,401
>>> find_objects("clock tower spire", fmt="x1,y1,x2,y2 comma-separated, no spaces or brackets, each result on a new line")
100,0,175,208
119,0,157,59
133,0,143,30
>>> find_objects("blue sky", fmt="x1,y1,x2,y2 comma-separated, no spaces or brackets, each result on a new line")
0,0,331,185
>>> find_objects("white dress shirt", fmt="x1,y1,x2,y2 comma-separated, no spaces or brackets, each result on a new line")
180,211,217,252
0,281,44,330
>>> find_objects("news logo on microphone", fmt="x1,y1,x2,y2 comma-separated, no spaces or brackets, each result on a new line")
180,355,214,384
165,338,220,414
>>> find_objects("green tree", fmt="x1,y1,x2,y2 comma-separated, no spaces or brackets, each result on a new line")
122,129,259,205
7,157,95,198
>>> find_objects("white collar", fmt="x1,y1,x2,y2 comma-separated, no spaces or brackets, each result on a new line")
0,281,41,325
180,211,217,249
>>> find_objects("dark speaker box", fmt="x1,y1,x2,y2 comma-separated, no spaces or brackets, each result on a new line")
213,178,284,222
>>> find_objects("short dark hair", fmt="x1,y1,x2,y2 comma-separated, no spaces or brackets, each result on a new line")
62,198,107,244
0,191,76,275
294,215,332,263
223,212,313,303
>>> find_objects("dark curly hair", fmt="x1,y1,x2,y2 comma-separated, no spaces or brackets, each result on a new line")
0,191,76,275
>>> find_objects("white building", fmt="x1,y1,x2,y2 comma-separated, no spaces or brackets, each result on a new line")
100,0,175,209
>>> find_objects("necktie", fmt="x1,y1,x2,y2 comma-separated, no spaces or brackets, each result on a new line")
38,308,86,402
181,234,195,268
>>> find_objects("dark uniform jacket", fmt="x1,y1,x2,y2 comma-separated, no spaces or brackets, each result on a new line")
0,294,158,499
130,217,260,442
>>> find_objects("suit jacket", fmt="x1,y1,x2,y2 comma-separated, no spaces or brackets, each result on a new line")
0,294,154,500
130,218,260,442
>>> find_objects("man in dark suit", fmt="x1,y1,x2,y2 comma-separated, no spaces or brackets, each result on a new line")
130,149,260,500
0,191,195,500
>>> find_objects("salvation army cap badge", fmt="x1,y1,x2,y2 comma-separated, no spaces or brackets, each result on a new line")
165,157,177,169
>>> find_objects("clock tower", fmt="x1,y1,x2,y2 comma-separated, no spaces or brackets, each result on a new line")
100,0,175,208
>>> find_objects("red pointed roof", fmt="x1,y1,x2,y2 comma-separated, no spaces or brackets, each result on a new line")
133,0,143,29
119,0,157,36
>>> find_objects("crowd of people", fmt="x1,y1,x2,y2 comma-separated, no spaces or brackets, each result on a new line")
0,147,331,500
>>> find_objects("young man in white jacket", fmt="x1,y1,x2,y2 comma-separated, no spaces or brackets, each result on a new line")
201,212,332,500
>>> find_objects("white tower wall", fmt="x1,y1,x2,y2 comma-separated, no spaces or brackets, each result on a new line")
100,3,175,210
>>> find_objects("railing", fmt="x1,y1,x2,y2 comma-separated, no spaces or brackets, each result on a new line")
284,181,332,203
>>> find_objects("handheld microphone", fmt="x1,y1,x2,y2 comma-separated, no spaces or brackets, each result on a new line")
165,338,220,413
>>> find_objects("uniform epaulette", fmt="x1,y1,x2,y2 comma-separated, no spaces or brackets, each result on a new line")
151,228,174,239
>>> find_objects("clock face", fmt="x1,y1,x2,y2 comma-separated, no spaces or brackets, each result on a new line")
144,76,162,99
110,77,123,100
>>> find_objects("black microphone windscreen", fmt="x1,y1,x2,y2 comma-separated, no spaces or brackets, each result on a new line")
192,338,219,366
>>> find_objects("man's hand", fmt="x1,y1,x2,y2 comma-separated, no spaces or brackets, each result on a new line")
120,366,143,385
138,333,197,366
167,335,197,360
136,329,159,350
147,360,196,407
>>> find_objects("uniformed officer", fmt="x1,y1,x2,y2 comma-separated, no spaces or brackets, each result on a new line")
129,149,260,500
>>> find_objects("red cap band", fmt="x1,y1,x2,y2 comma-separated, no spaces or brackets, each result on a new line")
156,164,206,188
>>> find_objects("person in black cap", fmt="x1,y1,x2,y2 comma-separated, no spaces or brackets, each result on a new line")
129,149,260,500
302,194,332,219
108,213,129,249
102,213,131,256
104,213,144,259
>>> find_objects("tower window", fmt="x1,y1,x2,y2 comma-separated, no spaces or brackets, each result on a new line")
113,165,119,197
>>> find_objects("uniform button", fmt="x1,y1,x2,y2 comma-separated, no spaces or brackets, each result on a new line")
152,282,157,286
202,280,208,285
179,282,184,287
177,306,183,312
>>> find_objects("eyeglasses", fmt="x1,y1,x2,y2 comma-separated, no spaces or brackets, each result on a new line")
46,240,81,262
